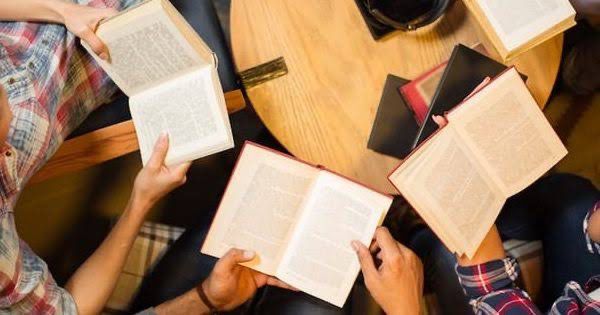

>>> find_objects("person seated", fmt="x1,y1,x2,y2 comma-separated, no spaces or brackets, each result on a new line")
131,226,424,315
0,0,196,314
409,173,600,314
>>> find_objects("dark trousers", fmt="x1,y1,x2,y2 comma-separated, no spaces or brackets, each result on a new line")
408,173,600,314
130,226,349,314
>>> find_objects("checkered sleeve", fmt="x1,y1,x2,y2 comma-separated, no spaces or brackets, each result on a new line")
584,201,600,254
456,258,542,314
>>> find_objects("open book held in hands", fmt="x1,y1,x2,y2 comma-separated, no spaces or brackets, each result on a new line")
388,68,567,259
464,0,576,61
202,142,393,307
83,0,234,165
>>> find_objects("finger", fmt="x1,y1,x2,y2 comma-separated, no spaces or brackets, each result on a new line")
374,227,401,256
147,132,169,168
217,248,256,271
432,115,448,128
80,28,110,60
464,77,491,100
90,8,118,60
266,277,300,291
351,240,377,281
172,161,192,179
369,239,380,254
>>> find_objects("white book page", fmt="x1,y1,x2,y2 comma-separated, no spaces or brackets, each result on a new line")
201,144,319,275
130,67,233,166
276,171,392,307
391,129,505,257
83,0,209,95
390,134,463,254
449,69,567,197
477,0,575,51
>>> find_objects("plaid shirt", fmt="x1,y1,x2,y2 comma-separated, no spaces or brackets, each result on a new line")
0,0,140,313
457,201,600,315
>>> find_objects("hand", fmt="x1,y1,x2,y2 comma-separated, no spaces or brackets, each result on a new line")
131,133,191,210
430,77,491,128
61,3,117,59
201,249,296,311
352,227,423,315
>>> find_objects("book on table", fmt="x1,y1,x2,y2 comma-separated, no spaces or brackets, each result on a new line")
463,0,576,61
83,0,233,166
388,68,567,259
201,142,393,307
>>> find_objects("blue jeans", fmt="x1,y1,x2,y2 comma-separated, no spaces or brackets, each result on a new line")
408,174,600,313
130,225,350,314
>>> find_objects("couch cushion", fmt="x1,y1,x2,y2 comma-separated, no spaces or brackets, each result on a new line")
70,0,238,139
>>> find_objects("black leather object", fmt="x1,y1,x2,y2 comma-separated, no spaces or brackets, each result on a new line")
69,0,238,138
367,75,419,159
412,44,508,148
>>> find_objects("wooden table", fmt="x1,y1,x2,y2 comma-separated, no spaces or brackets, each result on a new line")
231,0,563,194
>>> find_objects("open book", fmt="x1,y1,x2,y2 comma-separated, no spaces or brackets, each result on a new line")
464,0,576,61
389,68,567,258
83,0,233,165
202,142,393,307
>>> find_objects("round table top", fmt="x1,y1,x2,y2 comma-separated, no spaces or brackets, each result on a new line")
231,0,563,194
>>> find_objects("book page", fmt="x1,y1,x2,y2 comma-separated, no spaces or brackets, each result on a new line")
476,0,575,51
201,143,320,275
276,171,392,307
130,67,233,166
391,128,505,258
449,68,567,196
83,0,209,95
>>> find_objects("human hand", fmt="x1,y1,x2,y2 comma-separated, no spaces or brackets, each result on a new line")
201,249,296,311
430,76,491,128
352,227,423,315
131,133,191,210
60,3,117,59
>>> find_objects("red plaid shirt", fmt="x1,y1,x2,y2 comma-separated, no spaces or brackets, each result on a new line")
0,0,140,313
457,201,600,314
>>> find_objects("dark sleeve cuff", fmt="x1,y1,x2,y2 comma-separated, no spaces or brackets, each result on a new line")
456,257,520,299
584,201,600,254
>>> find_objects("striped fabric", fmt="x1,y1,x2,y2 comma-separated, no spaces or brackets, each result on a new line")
103,222,184,314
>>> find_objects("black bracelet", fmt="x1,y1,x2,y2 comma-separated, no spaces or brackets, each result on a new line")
196,284,219,314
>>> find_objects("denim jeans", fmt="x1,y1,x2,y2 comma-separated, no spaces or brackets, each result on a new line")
408,173,600,313
130,225,350,314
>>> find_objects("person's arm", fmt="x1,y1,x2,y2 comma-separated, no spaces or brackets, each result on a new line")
454,226,542,314
0,0,116,59
152,249,295,315
352,227,423,315
65,134,191,315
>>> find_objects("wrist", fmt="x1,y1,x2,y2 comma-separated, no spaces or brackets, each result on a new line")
199,280,222,311
125,193,154,220
41,0,71,24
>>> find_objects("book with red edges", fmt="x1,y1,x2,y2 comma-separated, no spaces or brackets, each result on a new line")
400,62,448,125
399,44,488,126
202,141,393,307
388,68,567,258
